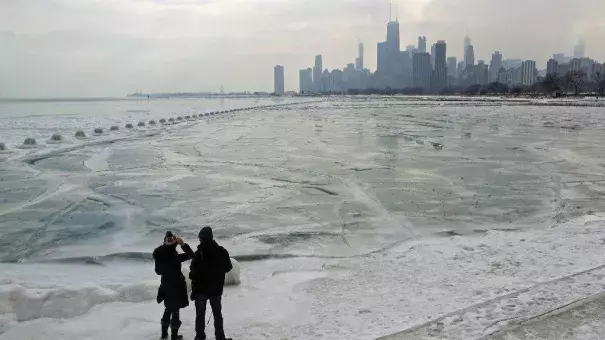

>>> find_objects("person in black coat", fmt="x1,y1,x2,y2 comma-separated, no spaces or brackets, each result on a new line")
189,226,233,340
153,231,194,340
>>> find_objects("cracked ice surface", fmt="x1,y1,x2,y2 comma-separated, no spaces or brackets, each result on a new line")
2,97,605,339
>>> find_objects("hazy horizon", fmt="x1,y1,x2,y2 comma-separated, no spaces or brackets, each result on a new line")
1,0,604,98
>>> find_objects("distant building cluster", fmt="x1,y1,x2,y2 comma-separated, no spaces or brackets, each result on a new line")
271,14,605,95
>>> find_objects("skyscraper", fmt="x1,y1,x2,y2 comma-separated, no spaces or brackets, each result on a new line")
489,51,502,83
521,60,536,86
553,53,565,63
274,65,285,95
418,36,427,53
465,45,475,68
574,39,586,59
299,68,313,93
386,21,400,55
464,36,471,50
447,57,457,78
355,42,364,70
313,55,323,92
546,59,559,76
385,19,401,75
431,44,436,69
377,42,387,73
476,61,489,85
433,41,447,90
413,52,432,90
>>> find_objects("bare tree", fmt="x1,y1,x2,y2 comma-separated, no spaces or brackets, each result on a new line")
595,72,605,99
541,73,561,97
565,70,587,96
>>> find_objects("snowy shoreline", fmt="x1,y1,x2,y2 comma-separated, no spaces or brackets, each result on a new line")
2,215,605,339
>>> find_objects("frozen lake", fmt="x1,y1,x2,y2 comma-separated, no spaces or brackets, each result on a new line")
1,97,605,339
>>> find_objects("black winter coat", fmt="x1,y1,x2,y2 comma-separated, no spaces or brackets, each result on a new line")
153,243,194,310
189,240,232,297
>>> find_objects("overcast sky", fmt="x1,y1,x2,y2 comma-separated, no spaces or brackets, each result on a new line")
1,0,604,97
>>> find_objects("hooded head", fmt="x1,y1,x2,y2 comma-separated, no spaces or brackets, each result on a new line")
198,226,213,243
164,231,177,247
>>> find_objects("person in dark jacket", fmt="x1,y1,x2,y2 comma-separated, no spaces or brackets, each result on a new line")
190,226,233,340
153,231,194,340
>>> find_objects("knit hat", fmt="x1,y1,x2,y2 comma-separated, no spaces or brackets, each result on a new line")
198,226,213,242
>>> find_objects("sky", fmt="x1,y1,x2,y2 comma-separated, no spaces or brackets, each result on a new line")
0,0,604,97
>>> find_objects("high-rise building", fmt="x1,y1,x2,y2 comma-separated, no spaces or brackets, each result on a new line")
465,45,475,68
299,68,313,93
377,42,388,73
431,44,436,69
521,60,536,86
386,21,400,56
413,52,432,90
418,36,427,53
462,35,471,55
546,59,559,76
447,57,457,78
313,55,323,92
274,65,285,95
476,61,489,85
553,53,567,64
574,39,586,59
433,41,447,90
489,51,502,82
355,43,364,70
457,60,465,79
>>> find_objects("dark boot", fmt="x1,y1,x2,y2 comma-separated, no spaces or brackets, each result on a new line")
161,325,169,339
171,328,183,340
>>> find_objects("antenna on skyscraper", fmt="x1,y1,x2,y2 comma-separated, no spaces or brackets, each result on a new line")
389,0,392,22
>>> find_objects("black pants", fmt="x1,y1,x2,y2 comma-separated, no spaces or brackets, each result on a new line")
161,308,181,329
194,294,225,340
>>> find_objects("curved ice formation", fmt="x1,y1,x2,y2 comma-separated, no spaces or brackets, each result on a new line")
0,282,157,322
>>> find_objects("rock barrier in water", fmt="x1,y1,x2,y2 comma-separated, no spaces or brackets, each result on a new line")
177,116,183,121
138,121,145,127
94,128,103,135
159,119,167,124
185,115,191,119
149,120,156,125
0,142,5,151
50,133,63,141
110,126,119,131
23,138,37,145
125,123,134,129
75,130,86,138
168,118,175,122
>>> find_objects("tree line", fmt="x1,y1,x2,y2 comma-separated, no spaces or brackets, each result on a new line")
343,71,605,98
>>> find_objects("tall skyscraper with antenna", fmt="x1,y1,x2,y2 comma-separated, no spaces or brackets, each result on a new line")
355,42,364,70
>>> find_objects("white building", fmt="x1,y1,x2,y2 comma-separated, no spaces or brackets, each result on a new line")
274,65,285,95
521,60,536,86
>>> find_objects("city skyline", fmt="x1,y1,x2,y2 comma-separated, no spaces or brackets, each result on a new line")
1,0,605,97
